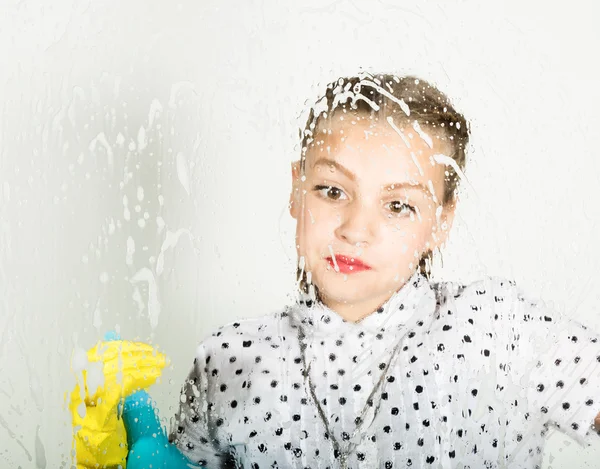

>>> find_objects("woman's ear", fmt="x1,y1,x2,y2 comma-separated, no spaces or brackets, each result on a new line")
289,161,301,219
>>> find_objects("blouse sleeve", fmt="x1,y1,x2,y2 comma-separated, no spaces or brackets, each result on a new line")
169,343,238,468
506,283,600,446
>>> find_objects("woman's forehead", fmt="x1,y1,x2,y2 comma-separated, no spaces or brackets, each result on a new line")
306,120,447,183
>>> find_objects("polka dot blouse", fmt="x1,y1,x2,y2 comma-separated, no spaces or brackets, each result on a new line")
169,273,600,468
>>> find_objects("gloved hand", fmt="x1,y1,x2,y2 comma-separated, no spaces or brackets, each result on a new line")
123,390,198,468
69,332,168,468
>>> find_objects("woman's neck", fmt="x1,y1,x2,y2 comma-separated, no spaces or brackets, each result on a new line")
321,293,393,323
314,273,424,323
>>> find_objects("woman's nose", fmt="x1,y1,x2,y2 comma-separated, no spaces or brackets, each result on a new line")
334,201,377,247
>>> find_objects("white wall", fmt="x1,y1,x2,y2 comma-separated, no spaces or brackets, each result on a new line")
1,0,599,466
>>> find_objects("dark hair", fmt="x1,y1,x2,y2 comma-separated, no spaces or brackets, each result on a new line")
296,73,470,298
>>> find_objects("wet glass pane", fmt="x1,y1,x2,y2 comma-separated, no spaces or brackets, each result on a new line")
1,0,599,468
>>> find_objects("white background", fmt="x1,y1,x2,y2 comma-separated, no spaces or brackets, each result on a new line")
1,0,599,467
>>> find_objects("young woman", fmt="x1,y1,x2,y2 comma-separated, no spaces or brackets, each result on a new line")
169,73,600,469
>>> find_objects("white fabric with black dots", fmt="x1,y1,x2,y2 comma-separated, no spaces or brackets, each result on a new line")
169,273,600,469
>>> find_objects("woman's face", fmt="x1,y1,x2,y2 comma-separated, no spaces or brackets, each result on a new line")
290,115,455,321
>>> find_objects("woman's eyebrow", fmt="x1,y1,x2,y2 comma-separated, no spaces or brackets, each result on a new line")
312,158,356,181
383,181,431,194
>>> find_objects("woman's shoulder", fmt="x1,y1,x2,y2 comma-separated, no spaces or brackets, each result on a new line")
433,275,531,303
432,275,566,327
195,308,294,355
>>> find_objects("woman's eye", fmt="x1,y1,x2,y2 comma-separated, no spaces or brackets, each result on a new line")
315,185,346,201
388,201,415,215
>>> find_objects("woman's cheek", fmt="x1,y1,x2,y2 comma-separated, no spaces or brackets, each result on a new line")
422,218,438,242
302,197,321,225
303,205,335,243
316,202,341,227
384,234,414,257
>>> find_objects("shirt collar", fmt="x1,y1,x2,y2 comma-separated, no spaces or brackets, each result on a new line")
290,271,436,338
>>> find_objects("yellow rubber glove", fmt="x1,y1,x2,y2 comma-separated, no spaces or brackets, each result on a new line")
69,335,168,469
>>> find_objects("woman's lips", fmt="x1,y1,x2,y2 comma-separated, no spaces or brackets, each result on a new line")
326,255,372,274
